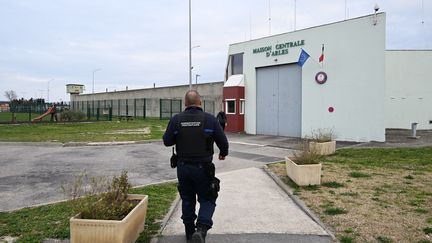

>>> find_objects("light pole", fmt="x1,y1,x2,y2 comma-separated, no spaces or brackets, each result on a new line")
189,0,192,90
47,78,54,103
195,74,200,90
92,68,101,93
190,45,200,87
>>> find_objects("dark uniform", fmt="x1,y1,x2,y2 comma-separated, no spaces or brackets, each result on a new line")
163,106,228,239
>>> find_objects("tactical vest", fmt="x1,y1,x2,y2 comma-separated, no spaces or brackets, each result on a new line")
175,111,214,158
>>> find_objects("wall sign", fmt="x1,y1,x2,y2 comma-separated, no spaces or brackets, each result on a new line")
315,71,328,84
252,40,305,58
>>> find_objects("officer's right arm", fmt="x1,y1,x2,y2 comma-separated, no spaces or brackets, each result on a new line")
162,118,177,147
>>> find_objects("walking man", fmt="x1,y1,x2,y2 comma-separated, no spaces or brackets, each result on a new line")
163,90,229,243
216,110,227,131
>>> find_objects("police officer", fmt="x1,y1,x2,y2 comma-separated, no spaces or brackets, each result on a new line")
163,90,228,243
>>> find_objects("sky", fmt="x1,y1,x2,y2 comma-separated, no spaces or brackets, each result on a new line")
0,0,430,102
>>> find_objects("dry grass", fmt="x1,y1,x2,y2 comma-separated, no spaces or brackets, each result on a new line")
268,148,432,243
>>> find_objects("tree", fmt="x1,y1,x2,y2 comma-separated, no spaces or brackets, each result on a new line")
4,90,17,101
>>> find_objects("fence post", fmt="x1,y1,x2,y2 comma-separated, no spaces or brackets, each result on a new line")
28,105,32,122
96,108,100,121
134,99,137,118
108,107,112,121
126,99,129,116
143,98,146,119
118,100,120,117
87,107,91,120
159,99,162,120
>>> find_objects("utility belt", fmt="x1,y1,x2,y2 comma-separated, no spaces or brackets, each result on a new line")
171,148,220,200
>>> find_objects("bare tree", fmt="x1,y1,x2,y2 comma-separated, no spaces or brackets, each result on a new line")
4,90,17,101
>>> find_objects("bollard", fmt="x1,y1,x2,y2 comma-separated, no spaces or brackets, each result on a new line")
411,122,419,138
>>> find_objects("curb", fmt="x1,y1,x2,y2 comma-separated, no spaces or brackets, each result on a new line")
63,139,161,147
150,193,181,243
0,142,63,147
262,165,337,241
0,140,162,147
5,179,178,213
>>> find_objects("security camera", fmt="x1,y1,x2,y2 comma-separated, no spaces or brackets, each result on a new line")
374,4,380,12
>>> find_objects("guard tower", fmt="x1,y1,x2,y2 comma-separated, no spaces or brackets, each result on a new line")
66,84,84,95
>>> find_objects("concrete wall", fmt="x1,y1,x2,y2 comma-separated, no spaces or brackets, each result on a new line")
228,13,386,142
70,82,224,117
386,50,432,130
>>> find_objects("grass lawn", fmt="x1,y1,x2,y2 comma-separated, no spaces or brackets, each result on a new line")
268,147,432,243
0,112,52,123
0,119,169,143
0,182,178,243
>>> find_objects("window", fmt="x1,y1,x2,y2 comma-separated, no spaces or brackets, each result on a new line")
231,53,243,75
226,99,236,114
240,99,245,115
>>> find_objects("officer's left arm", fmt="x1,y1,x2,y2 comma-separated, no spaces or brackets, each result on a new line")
162,117,177,147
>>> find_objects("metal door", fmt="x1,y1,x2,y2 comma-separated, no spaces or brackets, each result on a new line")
256,66,279,135
256,64,301,137
278,64,302,137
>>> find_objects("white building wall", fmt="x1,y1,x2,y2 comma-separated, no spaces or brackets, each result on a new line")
228,13,386,142
386,50,432,130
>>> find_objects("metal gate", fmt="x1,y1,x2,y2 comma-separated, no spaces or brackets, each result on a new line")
160,99,182,119
256,64,301,137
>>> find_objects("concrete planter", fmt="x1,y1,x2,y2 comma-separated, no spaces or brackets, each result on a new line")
70,194,148,243
309,140,336,155
285,157,322,186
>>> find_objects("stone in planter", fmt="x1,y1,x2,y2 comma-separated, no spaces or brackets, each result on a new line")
70,194,148,243
285,156,322,186
309,140,336,155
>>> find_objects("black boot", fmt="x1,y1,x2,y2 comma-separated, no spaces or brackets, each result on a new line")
185,223,195,242
192,223,209,243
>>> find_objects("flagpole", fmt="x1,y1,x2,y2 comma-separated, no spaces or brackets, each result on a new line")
294,0,297,31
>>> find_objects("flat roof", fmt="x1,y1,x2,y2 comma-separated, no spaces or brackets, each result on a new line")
230,12,385,46
75,81,224,96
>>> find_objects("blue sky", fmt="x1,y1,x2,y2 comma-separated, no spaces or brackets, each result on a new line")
0,0,430,102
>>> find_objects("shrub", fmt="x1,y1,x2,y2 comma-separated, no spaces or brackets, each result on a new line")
61,171,136,220
292,140,321,165
307,128,335,142
60,110,86,121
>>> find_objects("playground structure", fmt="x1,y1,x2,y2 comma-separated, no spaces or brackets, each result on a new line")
31,106,56,123
0,102,70,124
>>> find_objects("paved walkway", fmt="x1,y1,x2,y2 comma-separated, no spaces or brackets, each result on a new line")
158,167,333,243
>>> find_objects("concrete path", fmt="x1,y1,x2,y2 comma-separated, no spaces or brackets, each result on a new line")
158,167,332,243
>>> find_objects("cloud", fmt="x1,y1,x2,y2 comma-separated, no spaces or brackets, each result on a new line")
0,0,430,102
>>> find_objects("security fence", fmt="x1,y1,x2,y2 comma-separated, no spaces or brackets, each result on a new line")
71,98,217,120
0,102,70,123
0,98,218,123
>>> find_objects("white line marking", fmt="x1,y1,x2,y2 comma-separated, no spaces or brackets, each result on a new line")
229,141,267,147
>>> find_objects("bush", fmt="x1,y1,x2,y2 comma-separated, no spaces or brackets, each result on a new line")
307,128,335,142
61,171,136,220
60,110,85,121
292,140,321,164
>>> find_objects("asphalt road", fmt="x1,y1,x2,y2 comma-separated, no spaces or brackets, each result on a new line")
0,140,292,212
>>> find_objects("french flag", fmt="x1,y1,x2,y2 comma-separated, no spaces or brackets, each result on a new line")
319,44,324,63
